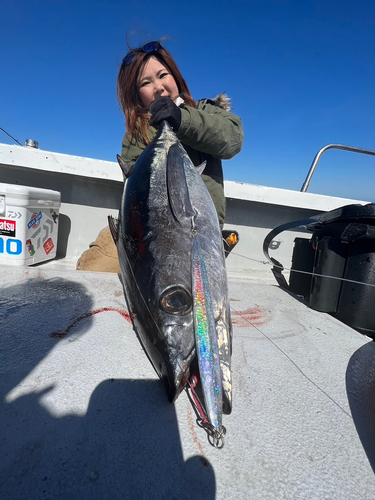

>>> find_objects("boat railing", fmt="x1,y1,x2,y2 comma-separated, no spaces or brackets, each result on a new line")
300,144,375,192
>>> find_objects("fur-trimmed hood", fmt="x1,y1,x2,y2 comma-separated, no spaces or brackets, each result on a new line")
213,93,232,112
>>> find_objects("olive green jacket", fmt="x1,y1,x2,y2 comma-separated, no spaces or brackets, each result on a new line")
120,98,244,227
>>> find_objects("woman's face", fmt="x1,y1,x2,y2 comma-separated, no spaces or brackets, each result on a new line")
137,56,179,109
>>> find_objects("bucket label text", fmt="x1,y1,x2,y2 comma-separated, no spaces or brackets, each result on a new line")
0,219,16,237
0,237,22,255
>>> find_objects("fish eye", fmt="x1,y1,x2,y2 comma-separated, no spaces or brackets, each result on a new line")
159,286,192,315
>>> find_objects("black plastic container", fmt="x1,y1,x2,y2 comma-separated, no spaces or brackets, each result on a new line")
289,204,375,338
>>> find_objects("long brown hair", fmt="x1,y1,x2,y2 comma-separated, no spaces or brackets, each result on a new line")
117,43,196,144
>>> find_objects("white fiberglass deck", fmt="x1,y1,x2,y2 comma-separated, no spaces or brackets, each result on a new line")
1,267,374,499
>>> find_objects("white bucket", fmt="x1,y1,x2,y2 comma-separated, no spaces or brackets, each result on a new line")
0,183,61,266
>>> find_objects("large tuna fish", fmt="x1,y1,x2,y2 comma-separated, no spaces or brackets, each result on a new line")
109,121,232,447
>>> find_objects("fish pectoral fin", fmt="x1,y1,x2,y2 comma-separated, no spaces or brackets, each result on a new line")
108,215,119,243
167,143,195,224
196,161,207,176
116,154,134,179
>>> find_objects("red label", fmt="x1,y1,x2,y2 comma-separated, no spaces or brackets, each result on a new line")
43,237,54,255
0,219,16,237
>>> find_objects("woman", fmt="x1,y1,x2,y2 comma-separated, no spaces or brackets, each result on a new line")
77,41,244,272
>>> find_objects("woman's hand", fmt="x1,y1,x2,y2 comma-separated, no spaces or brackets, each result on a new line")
149,96,182,131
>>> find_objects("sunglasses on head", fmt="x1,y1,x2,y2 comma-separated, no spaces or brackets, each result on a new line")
122,41,161,65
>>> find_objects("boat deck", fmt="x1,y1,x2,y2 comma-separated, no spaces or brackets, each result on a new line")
1,266,375,499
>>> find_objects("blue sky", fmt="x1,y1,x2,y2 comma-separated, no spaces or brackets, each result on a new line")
1,0,375,201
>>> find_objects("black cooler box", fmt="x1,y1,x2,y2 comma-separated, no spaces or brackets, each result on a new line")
265,204,375,338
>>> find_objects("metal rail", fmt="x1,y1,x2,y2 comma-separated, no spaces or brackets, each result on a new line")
300,144,375,192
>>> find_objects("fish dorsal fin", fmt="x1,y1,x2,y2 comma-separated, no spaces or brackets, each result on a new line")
196,161,207,176
167,143,195,224
117,154,134,179
108,215,119,243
